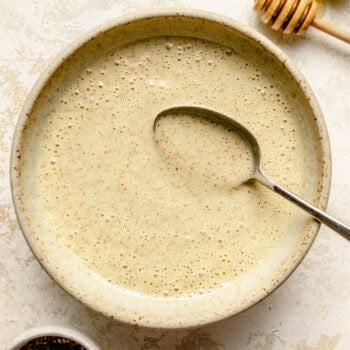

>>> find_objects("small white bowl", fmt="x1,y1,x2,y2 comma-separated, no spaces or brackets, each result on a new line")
7,326,100,350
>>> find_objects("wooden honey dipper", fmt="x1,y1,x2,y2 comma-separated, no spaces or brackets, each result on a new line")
254,0,350,43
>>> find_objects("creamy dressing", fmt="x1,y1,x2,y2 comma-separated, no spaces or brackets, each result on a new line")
19,36,320,297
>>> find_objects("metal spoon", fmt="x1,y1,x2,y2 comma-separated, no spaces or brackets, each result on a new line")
154,106,350,239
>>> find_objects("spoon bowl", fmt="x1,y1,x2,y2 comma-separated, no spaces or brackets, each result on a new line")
154,106,262,181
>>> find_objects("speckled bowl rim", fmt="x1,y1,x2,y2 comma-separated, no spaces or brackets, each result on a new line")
10,9,331,329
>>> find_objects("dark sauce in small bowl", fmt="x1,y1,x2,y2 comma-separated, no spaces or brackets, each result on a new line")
19,336,87,350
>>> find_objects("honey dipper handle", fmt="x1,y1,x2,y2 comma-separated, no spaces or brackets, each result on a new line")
312,17,350,44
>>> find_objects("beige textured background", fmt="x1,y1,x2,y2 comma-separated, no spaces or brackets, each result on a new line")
1,1,349,349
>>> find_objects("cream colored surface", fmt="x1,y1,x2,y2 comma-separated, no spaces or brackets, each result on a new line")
1,1,350,349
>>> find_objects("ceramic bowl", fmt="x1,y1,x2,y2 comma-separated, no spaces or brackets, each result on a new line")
10,10,331,329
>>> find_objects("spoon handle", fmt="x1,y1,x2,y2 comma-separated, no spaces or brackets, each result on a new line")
257,174,350,240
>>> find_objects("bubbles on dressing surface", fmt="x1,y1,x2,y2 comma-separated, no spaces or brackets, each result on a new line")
20,35,313,298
